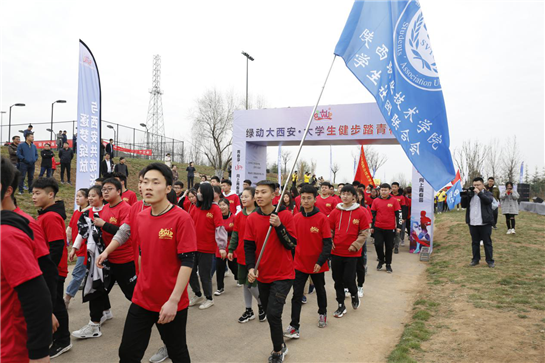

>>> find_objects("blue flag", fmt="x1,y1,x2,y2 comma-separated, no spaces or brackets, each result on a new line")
446,180,462,210
334,0,455,190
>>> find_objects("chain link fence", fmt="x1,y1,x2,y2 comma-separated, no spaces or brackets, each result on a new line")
1,119,185,163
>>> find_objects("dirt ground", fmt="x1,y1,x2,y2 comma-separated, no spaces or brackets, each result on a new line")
56,243,426,363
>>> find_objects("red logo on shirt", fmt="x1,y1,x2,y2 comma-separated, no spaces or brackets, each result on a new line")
206,212,214,219
310,226,320,233
159,228,174,239
352,219,360,225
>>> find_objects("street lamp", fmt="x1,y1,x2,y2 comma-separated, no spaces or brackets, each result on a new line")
140,123,150,159
51,100,67,142
8,103,25,142
241,51,254,110
107,125,116,157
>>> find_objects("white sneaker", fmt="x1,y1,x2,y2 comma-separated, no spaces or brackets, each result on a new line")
189,295,205,307
358,286,364,298
149,346,168,363
72,322,102,339
100,310,113,325
344,288,350,297
506,229,512,235
511,229,516,234
236,283,243,287
400,241,405,246
199,299,214,310
480,240,484,246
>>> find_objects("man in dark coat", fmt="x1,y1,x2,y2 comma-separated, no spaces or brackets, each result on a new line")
58,142,74,184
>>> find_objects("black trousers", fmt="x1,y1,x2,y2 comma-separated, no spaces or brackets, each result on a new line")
215,257,238,290
505,214,516,229
356,243,367,287
187,176,194,189
53,276,70,345
119,304,190,363
189,252,213,299
331,255,358,304
492,208,498,227
469,225,494,264
374,227,395,265
89,261,136,322
290,270,326,329
60,162,71,182
258,279,293,352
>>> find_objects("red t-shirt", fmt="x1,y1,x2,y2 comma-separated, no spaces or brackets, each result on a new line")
315,195,338,216
225,193,241,215
272,195,281,206
128,201,151,275
1,225,43,363
13,207,49,260
69,209,87,258
122,189,138,206
190,204,223,254
232,210,252,265
293,211,331,274
371,197,401,230
406,197,412,219
132,206,197,312
183,198,191,212
244,209,296,283
101,201,132,264
216,213,235,258
328,206,370,257
37,210,68,277
294,195,301,210
391,193,406,209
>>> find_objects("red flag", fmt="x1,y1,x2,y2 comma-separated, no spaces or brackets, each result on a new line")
354,146,375,187
452,170,461,184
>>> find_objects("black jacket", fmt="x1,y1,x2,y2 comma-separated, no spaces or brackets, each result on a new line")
58,148,74,164
40,149,55,168
106,143,114,156
101,159,114,177
461,189,494,225
114,163,129,176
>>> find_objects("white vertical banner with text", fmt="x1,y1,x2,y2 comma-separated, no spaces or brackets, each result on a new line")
76,40,101,208
410,166,434,253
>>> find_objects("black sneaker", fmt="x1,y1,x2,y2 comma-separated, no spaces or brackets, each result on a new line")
469,260,479,267
258,304,267,322
268,343,288,363
377,262,383,271
386,265,393,273
488,262,495,268
49,341,72,358
333,304,347,318
394,247,399,254
351,295,360,309
238,308,255,323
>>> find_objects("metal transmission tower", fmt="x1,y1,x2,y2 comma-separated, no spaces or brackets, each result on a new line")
145,55,165,158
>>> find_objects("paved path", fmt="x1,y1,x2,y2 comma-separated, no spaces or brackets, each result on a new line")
57,243,425,363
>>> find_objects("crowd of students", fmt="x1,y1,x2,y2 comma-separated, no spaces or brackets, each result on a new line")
1,154,415,363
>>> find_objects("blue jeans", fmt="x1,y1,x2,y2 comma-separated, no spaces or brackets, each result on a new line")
65,256,86,297
39,166,52,178
18,162,35,192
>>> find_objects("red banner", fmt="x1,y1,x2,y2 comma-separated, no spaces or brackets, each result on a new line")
35,140,73,149
354,145,375,187
102,141,152,156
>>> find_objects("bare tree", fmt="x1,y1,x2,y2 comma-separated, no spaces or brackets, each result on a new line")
391,173,409,188
280,150,292,175
298,159,309,176
364,146,387,177
331,163,340,183
485,138,503,182
192,89,235,175
502,136,520,183
453,140,488,188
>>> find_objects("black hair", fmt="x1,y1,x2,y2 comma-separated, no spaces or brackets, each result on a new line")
488,177,494,181
197,182,214,210
201,175,207,181
379,183,391,190
242,186,256,198
142,162,174,186
320,182,332,188
188,188,198,197
138,168,147,178
221,179,232,186
473,177,484,183
193,182,201,190
44,143,50,147
119,157,125,161
505,181,513,188
174,181,184,188
1,157,16,200
218,198,230,213
338,183,345,187
102,178,123,196
105,153,111,157
89,185,103,199
109,139,113,142
290,185,299,198
275,183,281,189
78,188,90,199
9,169,21,204
95,177,105,183
12,135,19,141
300,184,318,197
398,187,404,195
243,179,252,186
211,176,221,183
405,186,412,194
352,180,361,186
212,185,223,197
167,189,177,205
281,192,295,211
113,172,128,188
392,182,400,187
256,180,276,192
340,184,357,196
32,177,59,196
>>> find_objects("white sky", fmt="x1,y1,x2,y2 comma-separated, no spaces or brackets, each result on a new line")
1,0,544,185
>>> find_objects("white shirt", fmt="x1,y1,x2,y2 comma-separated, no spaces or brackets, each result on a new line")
469,192,483,226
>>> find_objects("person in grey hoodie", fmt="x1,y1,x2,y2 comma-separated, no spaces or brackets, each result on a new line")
500,182,519,235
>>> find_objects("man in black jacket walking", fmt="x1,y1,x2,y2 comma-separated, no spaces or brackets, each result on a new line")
58,142,74,184
39,143,55,177
460,177,495,268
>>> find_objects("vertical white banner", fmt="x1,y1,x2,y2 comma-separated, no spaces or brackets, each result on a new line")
76,40,101,207
277,144,282,186
410,166,435,253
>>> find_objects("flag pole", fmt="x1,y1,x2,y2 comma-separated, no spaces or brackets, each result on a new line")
254,55,336,273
